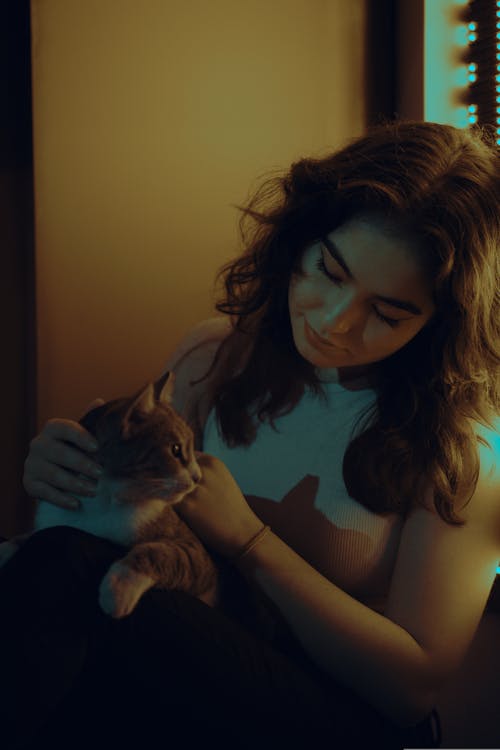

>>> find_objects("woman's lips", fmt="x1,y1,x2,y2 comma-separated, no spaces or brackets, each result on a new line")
304,319,348,352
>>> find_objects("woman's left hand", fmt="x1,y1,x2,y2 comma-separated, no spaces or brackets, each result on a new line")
175,452,264,558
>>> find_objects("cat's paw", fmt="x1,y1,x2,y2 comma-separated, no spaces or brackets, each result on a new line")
98,561,156,619
0,541,20,569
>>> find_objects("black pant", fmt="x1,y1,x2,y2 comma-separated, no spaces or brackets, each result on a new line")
0,526,439,749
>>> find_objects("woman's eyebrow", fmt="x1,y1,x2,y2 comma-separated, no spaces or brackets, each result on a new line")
320,236,423,316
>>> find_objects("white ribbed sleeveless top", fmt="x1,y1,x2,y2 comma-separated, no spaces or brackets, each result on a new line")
202,377,405,614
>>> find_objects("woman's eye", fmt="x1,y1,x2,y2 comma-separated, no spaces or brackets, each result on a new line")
171,443,183,459
314,254,402,329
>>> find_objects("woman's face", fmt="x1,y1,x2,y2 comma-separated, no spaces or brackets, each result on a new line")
288,214,436,384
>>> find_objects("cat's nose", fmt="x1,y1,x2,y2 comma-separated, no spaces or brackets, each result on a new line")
191,466,202,484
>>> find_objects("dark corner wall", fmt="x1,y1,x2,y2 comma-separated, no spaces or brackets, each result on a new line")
364,0,424,126
0,0,37,537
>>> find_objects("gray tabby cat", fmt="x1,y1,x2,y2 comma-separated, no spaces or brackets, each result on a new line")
0,371,219,619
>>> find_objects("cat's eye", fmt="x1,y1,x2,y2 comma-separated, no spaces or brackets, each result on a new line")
171,443,183,459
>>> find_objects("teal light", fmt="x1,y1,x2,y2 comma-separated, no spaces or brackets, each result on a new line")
453,107,471,127
452,66,471,87
424,0,472,127
424,0,488,128
453,24,469,45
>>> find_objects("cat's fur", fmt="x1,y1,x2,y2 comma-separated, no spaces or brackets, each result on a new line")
0,371,283,642
0,372,222,619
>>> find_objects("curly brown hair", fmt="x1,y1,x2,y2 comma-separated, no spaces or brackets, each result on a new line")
195,119,500,526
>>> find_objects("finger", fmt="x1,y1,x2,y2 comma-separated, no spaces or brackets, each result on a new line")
24,462,98,499
84,398,106,413
25,442,101,489
37,438,102,478
194,450,215,463
30,484,82,510
43,419,99,452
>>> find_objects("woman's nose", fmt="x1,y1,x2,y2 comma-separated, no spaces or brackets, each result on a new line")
318,293,360,336
319,315,351,337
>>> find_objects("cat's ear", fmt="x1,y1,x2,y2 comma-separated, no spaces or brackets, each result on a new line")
128,383,156,414
122,383,156,439
121,373,175,439
156,370,176,405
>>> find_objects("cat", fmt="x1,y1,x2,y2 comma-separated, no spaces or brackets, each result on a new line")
0,371,221,619
0,370,284,643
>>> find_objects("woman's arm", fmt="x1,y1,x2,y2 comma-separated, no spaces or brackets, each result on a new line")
233,460,500,729
235,526,433,728
179,452,500,728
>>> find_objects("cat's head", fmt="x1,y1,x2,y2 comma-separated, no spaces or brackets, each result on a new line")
79,371,201,505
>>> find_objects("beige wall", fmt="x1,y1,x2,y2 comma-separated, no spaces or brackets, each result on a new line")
31,0,366,428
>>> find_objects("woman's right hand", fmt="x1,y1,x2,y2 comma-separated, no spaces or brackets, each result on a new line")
23,399,106,510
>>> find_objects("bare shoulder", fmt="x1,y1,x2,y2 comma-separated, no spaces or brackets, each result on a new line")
158,316,233,436
417,416,500,521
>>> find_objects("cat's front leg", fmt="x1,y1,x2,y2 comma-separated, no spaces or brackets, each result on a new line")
99,559,156,619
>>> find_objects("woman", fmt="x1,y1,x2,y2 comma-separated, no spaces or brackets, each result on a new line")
3,119,499,749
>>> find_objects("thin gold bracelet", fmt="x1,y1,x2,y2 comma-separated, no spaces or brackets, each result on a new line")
231,524,272,562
